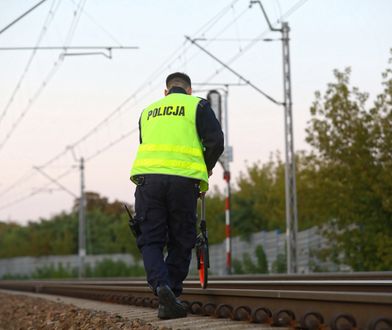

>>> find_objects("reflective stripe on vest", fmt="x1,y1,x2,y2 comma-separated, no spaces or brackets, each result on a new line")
130,93,209,191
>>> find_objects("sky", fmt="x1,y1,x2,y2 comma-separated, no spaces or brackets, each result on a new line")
0,0,391,224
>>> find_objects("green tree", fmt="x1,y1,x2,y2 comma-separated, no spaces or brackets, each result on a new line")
203,187,226,244
232,158,285,239
231,154,325,240
79,193,139,258
0,222,29,257
305,53,392,270
0,192,140,259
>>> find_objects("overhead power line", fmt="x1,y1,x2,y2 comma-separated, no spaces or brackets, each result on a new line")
0,127,138,211
34,166,77,198
0,167,76,212
0,46,139,59
0,1,263,200
0,0,250,213
194,0,241,37
85,128,137,162
68,0,123,47
0,0,49,35
0,46,138,50
110,2,251,117
0,0,87,153
281,0,310,20
179,5,250,73
186,36,282,105
195,38,270,41
0,0,61,128
0,169,34,199
200,0,310,85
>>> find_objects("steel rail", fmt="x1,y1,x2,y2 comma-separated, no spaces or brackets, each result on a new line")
6,278,390,293
1,277,391,329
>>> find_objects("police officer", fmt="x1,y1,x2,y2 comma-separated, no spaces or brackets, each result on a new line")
130,72,224,319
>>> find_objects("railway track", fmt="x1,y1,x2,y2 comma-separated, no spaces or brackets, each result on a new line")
1,273,391,330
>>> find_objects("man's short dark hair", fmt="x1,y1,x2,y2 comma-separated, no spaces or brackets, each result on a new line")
166,72,191,89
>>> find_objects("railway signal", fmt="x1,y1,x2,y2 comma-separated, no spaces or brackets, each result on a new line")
207,88,232,275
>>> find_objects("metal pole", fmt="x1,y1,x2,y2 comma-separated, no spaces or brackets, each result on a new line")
223,87,232,275
78,157,86,278
249,0,299,274
281,22,298,273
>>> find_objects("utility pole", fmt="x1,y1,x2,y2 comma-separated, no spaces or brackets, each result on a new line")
250,0,299,274
78,157,86,278
33,152,86,277
187,0,299,273
282,21,298,274
185,35,290,273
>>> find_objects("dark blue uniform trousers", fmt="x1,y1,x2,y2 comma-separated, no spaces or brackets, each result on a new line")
134,174,199,297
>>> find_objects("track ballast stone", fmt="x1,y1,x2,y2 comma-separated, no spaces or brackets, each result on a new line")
0,292,159,330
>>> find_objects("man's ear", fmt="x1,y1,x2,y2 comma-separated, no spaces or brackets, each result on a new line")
186,87,192,95
164,89,168,96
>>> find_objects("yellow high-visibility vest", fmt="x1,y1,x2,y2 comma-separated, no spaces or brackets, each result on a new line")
130,93,208,191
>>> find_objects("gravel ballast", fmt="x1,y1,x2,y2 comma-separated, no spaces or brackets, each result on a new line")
0,292,158,330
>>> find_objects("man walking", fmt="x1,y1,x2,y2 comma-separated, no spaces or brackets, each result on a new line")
130,72,224,319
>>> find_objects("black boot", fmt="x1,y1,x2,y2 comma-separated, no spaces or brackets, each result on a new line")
157,285,187,319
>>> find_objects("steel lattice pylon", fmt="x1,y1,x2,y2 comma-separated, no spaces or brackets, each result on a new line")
282,22,298,274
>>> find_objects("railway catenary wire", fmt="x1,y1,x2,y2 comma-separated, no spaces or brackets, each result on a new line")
0,3,249,209
1,273,391,329
0,0,61,128
0,0,310,212
0,167,75,211
0,0,87,152
0,0,243,211
200,0,311,85
44,0,308,168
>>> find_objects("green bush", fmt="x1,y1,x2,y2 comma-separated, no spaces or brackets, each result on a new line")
1,259,145,279
86,259,145,277
271,253,287,273
232,245,269,274
32,263,76,279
